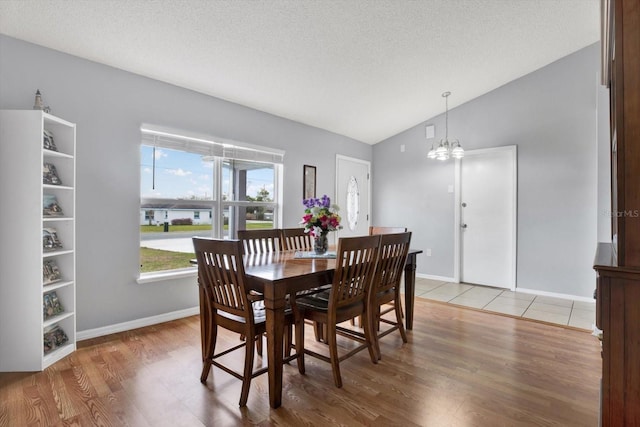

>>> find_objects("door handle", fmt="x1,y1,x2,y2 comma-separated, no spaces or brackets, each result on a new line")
461,224,467,228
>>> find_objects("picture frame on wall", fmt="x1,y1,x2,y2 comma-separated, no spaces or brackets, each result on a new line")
303,164,316,199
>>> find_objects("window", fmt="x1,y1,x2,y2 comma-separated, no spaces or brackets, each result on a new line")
139,126,284,276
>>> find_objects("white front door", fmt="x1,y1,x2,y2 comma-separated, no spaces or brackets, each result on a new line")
336,155,370,238
457,146,517,289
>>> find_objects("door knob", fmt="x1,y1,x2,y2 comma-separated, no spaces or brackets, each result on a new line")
461,224,467,228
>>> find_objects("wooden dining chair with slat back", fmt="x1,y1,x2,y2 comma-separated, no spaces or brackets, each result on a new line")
193,237,301,407
281,227,330,342
290,234,381,388
369,226,407,235
237,229,283,254
236,228,284,354
367,226,408,321
370,231,412,360
281,227,314,251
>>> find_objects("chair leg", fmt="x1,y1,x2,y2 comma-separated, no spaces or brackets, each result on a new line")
200,324,217,382
395,297,408,344
239,333,256,407
350,315,363,328
256,333,263,356
284,325,293,358
372,307,382,362
314,321,324,342
362,307,379,364
295,318,305,374
327,322,342,388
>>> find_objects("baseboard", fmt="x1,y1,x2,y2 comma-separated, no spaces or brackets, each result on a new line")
77,306,200,341
416,273,456,282
514,287,595,303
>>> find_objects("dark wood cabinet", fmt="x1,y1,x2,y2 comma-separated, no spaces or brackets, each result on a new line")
594,1,640,426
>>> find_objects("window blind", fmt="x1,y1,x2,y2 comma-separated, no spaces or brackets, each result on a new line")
140,124,285,164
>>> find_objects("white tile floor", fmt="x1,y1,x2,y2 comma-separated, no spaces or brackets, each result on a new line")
410,278,596,330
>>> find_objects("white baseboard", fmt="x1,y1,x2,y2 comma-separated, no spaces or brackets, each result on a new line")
416,273,456,282
77,306,200,341
515,288,595,303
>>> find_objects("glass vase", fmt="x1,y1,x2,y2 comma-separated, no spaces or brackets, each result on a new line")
314,234,329,255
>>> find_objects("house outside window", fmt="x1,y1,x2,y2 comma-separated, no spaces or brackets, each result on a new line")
139,126,284,276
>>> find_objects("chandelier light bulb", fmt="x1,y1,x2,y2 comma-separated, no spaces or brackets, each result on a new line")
428,91,464,161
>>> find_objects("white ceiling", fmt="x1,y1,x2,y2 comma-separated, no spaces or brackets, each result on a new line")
0,0,600,144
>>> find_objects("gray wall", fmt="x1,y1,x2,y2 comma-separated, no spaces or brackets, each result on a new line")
0,35,371,331
373,43,606,298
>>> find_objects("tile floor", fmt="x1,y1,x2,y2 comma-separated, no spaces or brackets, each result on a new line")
410,278,596,330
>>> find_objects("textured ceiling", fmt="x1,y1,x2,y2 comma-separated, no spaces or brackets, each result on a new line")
0,0,600,144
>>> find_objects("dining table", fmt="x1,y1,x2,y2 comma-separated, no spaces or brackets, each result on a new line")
197,248,422,408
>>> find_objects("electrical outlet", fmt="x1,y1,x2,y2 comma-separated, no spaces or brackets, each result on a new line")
426,248,432,256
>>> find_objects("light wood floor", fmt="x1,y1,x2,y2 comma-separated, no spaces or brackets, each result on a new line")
0,298,601,426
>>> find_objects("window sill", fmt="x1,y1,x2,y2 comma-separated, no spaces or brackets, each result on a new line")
137,267,197,284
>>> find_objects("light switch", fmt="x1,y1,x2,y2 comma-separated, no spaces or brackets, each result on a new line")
400,144,405,152
447,185,454,193
425,125,435,139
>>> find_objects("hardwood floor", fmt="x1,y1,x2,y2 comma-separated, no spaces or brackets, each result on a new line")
0,298,601,426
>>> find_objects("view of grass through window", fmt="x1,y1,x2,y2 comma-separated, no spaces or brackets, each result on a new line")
139,222,273,273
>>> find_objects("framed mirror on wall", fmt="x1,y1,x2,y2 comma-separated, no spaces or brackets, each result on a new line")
303,164,316,199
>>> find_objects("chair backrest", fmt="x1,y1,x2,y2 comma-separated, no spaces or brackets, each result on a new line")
369,226,408,235
373,232,412,296
281,227,313,251
330,235,381,309
237,229,282,254
192,237,252,322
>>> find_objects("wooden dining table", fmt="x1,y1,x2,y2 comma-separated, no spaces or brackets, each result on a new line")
197,248,422,408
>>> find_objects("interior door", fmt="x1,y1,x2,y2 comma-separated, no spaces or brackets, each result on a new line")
459,146,516,289
336,155,370,238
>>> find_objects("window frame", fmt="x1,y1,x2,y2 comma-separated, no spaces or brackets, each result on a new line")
138,126,284,282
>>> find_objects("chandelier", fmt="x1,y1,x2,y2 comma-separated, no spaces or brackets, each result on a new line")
427,91,464,160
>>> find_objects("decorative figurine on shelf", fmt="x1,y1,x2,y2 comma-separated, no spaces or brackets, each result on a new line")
32,89,51,113
33,89,44,110
43,129,58,151
42,227,63,251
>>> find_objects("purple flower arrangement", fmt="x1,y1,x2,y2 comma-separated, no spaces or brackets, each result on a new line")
301,195,342,237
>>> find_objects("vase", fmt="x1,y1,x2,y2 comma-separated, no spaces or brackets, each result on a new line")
314,234,329,255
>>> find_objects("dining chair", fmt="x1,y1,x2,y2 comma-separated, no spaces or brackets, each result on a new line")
236,229,284,351
291,234,381,388
281,227,330,342
237,229,283,254
368,226,408,320
369,226,408,235
281,227,313,251
370,232,411,360
193,237,301,406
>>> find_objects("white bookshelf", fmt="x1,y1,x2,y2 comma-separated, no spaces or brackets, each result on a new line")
0,110,76,371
